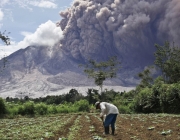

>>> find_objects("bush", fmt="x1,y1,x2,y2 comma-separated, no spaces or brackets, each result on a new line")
75,99,90,112
56,104,71,113
119,105,132,114
35,103,48,115
18,106,25,115
158,83,180,113
23,101,35,115
0,98,6,115
133,87,153,113
47,105,58,114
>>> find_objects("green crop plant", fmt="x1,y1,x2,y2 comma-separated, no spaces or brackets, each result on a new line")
161,129,172,135
148,126,155,130
67,115,81,139
89,125,95,132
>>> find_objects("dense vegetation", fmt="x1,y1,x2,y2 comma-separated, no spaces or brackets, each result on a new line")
0,41,180,118
133,41,180,113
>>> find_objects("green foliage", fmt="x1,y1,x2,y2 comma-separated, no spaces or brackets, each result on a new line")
80,56,121,93
23,101,35,115
65,89,83,103
154,41,180,83
0,98,7,115
110,90,135,114
0,31,10,45
137,66,154,89
158,83,180,113
133,88,153,113
85,88,100,104
75,99,90,112
56,102,78,113
47,105,58,114
100,89,121,103
12,102,35,116
133,82,180,113
131,41,180,113
35,103,48,115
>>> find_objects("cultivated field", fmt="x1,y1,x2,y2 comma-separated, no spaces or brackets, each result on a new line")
0,113,180,140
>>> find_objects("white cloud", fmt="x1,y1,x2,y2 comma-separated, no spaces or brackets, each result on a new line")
0,0,9,6
20,31,32,37
18,20,63,47
0,9,4,21
13,0,57,9
29,1,57,9
0,20,63,58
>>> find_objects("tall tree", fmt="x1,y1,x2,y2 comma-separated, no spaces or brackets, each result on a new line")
137,66,153,89
80,56,121,93
154,41,180,83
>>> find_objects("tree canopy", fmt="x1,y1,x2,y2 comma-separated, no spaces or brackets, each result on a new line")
154,41,180,83
80,56,121,93
0,31,10,45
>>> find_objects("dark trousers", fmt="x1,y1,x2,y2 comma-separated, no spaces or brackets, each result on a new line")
104,114,117,129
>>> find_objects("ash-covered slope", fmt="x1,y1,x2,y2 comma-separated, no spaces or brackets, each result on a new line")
0,0,179,98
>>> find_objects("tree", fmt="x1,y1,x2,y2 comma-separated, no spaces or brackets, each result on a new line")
0,97,6,115
0,31,10,45
0,31,10,72
80,56,121,93
154,41,180,83
137,66,153,89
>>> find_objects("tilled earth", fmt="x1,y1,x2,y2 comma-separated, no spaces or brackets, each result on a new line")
48,113,180,140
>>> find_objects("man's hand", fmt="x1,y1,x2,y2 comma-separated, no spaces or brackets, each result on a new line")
100,116,104,126
100,116,103,121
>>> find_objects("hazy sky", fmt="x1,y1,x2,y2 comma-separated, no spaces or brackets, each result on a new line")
0,0,73,57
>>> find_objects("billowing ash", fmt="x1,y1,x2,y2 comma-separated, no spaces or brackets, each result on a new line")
57,0,180,68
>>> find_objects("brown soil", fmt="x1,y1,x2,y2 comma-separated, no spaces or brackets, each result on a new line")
48,113,180,140
46,115,78,140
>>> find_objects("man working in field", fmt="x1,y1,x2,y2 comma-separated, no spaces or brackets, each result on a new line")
95,101,119,135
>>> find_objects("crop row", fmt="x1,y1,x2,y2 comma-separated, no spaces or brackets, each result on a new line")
1,113,180,140
0,114,75,139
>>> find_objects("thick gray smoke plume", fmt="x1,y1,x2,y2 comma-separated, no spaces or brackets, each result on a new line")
57,0,180,68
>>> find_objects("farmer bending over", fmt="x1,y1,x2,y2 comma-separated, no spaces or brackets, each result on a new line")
95,101,119,135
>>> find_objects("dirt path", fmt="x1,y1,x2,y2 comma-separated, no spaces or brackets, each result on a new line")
74,114,94,140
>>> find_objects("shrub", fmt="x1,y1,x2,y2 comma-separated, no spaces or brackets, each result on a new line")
47,105,58,114
23,101,35,115
0,98,6,115
75,99,90,112
158,83,180,113
119,105,132,114
56,104,71,113
35,103,48,115
18,106,25,115
133,87,153,113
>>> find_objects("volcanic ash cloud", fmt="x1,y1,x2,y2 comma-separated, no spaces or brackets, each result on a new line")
58,0,180,66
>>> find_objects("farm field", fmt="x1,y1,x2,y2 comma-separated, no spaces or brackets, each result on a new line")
0,113,180,140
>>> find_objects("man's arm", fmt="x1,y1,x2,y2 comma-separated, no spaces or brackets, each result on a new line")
99,103,106,122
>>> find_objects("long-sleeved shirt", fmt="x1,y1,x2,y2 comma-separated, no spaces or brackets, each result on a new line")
99,102,119,117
